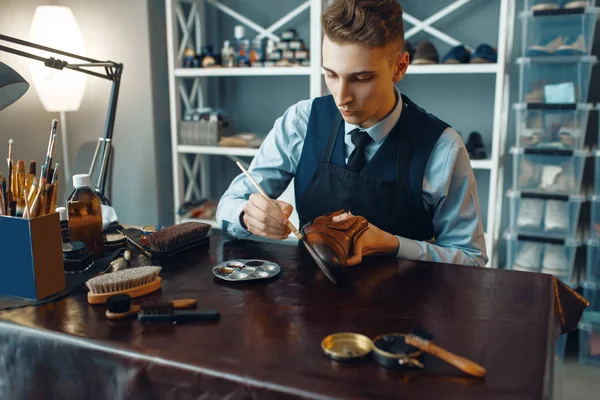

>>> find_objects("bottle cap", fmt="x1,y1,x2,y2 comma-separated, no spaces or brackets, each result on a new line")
234,25,245,39
223,40,230,47
72,174,91,189
56,207,68,221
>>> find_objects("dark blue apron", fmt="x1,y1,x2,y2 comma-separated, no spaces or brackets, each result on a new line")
294,94,449,241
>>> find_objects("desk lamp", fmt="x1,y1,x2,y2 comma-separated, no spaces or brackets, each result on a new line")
0,19,123,205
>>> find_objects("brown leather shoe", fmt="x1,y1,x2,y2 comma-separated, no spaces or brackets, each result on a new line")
303,210,369,276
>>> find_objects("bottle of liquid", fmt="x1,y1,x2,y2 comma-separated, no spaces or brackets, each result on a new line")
221,40,236,67
233,25,250,67
56,206,70,243
67,174,104,258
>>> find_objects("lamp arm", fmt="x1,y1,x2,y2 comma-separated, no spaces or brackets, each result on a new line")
0,34,123,205
96,70,122,204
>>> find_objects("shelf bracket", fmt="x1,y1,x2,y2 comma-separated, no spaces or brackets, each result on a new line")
176,1,199,60
403,0,475,49
182,154,203,201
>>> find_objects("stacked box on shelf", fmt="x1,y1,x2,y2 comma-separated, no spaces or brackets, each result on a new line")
513,103,592,150
504,4,597,286
504,231,579,286
579,322,600,367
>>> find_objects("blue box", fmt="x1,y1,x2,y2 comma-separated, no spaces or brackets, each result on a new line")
0,213,65,300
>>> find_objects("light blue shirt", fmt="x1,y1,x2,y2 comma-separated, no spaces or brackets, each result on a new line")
216,88,488,267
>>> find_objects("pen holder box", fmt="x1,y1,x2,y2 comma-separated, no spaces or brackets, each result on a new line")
0,213,65,300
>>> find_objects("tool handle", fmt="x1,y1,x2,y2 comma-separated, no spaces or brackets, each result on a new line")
235,161,303,240
175,310,220,322
426,342,486,377
171,299,197,309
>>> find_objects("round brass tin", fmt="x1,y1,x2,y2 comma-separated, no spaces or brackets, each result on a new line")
321,332,373,361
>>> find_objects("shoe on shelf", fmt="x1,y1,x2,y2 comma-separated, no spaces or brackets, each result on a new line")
514,242,543,272
442,45,471,64
520,114,544,146
560,0,589,9
544,200,569,232
517,198,544,229
471,44,497,63
527,36,564,56
518,159,539,188
465,131,487,159
541,244,570,274
555,34,586,56
525,84,546,103
404,41,415,63
411,41,439,65
539,165,564,191
557,118,581,148
531,1,561,11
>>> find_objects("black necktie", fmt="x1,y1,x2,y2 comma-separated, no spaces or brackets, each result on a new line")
346,129,373,173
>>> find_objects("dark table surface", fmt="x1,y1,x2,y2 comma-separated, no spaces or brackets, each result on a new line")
0,230,589,400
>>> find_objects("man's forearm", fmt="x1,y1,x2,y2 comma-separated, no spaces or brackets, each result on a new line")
395,236,487,267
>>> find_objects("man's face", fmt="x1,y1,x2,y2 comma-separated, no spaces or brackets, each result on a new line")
322,35,409,129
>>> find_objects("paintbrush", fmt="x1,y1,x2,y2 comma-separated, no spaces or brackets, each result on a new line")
15,160,25,217
27,176,38,207
43,120,58,182
23,188,30,218
6,139,13,215
234,162,339,283
235,161,303,240
0,177,5,216
26,161,36,194
48,163,59,213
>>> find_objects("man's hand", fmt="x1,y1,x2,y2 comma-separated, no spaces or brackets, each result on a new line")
242,193,293,240
332,212,400,266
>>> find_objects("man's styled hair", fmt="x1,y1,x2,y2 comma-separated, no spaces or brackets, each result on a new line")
321,0,405,52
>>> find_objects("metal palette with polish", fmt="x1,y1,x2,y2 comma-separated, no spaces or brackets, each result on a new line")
212,259,281,282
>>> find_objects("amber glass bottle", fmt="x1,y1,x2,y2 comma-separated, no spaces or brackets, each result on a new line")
67,174,104,258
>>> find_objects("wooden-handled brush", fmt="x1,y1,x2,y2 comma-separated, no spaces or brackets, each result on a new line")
85,266,164,305
405,333,487,378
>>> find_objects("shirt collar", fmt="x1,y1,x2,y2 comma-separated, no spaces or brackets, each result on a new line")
344,86,402,145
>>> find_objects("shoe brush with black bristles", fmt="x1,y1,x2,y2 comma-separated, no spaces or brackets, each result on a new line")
138,302,220,323
105,294,198,320
145,222,211,258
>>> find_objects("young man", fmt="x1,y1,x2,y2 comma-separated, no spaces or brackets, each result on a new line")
216,0,488,267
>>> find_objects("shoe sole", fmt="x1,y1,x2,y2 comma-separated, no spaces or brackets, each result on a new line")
531,4,560,11
563,1,588,9
555,48,586,56
527,48,556,57
471,57,495,63
411,59,438,65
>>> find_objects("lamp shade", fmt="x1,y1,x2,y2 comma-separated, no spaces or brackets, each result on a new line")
29,6,86,112
0,61,29,111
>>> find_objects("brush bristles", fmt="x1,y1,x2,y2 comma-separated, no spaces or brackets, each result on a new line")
85,266,162,294
146,222,211,253
139,302,175,316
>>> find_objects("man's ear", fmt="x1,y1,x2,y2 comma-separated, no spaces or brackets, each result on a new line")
392,49,410,83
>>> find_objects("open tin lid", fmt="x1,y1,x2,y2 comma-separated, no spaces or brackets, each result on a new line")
321,333,373,361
